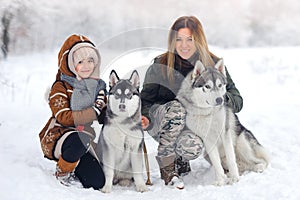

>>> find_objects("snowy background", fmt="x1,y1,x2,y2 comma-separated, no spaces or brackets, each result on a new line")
1,0,300,57
1,0,300,200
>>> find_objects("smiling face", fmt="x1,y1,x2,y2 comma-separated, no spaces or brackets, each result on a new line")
75,57,95,79
175,28,197,60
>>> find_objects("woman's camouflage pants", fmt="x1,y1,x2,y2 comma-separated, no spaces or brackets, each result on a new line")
148,100,204,162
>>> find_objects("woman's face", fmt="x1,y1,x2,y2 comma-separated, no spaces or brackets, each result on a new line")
175,28,197,60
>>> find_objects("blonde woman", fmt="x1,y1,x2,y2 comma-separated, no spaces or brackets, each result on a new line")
141,16,243,189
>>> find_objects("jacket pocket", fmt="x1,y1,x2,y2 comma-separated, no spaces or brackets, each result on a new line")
39,118,63,160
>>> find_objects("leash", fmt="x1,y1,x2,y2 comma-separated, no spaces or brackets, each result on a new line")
143,140,152,185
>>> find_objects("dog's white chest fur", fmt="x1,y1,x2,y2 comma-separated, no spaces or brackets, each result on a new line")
185,107,226,140
102,123,143,152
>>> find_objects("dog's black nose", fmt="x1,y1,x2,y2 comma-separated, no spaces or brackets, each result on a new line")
119,104,126,110
216,97,223,105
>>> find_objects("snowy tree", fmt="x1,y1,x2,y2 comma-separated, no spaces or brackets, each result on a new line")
247,0,300,46
0,0,37,57
1,0,300,55
1,8,13,58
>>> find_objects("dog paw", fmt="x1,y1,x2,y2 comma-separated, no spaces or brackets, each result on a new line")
253,163,266,173
101,185,112,193
136,184,148,192
214,175,227,186
228,176,239,184
214,179,225,186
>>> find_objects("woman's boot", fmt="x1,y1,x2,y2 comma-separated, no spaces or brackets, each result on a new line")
175,156,191,176
156,155,184,189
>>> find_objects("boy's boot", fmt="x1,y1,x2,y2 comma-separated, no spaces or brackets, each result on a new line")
55,156,80,187
156,155,184,189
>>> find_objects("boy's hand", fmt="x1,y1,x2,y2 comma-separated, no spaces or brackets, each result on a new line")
93,90,106,116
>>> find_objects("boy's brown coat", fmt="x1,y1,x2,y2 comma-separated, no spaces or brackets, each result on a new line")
39,35,98,160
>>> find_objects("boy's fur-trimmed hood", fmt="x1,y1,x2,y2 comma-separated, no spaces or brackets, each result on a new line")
56,34,100,80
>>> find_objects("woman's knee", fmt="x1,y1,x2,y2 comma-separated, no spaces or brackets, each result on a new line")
161,100,186,132
175,129,204,161
164,100,186,119
148,100,186,141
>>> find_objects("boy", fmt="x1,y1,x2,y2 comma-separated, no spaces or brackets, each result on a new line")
39,34,106,189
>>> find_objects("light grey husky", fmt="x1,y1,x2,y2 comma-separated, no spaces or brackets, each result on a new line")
176,59,269,186
96,70,148,193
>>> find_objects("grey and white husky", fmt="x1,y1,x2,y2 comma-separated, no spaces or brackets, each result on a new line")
176,59,269,186
96,70,148,193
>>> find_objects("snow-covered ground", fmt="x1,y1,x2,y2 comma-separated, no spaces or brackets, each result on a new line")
1,46,300,200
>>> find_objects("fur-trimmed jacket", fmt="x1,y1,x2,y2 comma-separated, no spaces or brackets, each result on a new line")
39,35,106,160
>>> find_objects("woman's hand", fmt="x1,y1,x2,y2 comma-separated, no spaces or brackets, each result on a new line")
141,115,149,130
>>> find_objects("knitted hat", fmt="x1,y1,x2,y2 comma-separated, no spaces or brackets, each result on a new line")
73,47,99,67
68,42,101,80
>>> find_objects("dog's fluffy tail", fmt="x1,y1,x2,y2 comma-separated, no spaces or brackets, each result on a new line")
254,144,270,167
236,133,270,173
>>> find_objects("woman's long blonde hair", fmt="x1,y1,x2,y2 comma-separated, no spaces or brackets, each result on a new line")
160,16,217,81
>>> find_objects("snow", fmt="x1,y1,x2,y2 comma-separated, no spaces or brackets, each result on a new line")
1,46,300,200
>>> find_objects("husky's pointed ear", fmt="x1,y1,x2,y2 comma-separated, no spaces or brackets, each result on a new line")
109,70,119,88
129,70,140,89
192,60,205,79
215,59,226,77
